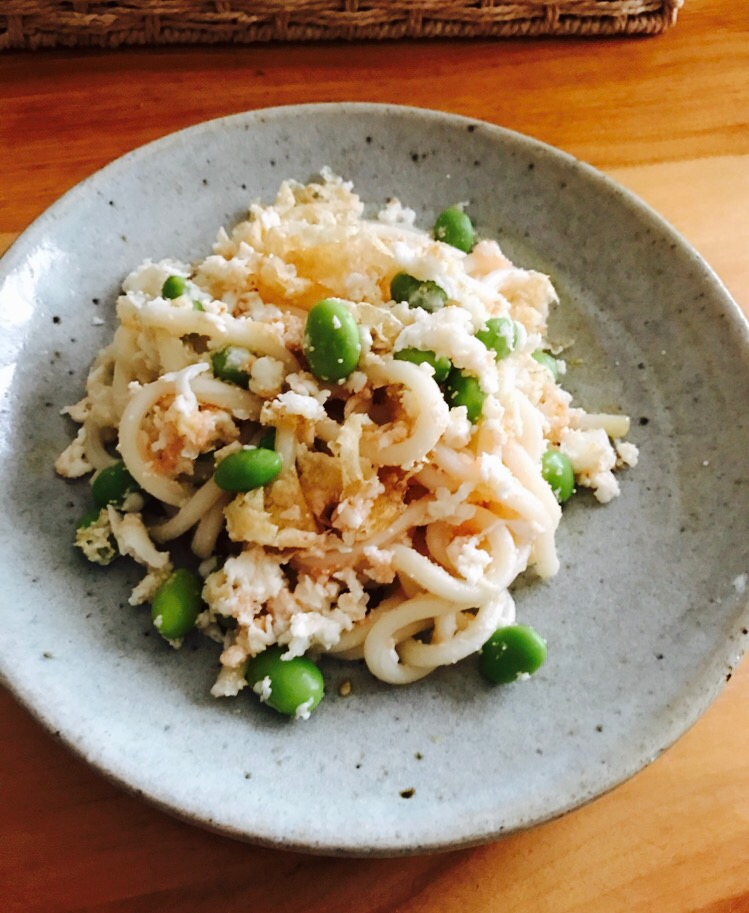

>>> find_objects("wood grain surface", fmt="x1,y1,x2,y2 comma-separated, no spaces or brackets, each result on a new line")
2,1,748,910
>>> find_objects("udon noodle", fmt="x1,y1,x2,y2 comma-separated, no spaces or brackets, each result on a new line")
56,171,637,707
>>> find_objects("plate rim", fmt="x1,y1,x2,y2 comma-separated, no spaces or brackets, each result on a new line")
2,101,749,856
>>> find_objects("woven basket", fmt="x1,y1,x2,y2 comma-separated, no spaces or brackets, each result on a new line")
1,1,685,51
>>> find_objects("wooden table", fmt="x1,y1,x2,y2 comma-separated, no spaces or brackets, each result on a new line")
2,2,748,909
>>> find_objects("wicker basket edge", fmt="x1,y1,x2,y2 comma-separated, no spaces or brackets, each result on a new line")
0,1,685,51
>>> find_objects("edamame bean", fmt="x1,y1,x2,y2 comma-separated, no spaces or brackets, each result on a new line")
76,507,101,530
390,272,420,303
394,348,451,382
151,568,203,641
389,272,447,313
162,275,188,299
532,349,561,380
541,449,575,503
443,368,486,423
476,317,518,361
479,625,547,684
245,646,324,717
211,346,251,388
434,206,475,252
410,280,448,313
91,461,139,509
257,427,276,450
303,299,361,382
214,447,282,492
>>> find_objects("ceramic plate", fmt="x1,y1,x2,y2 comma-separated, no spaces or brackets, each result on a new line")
1,104,748,856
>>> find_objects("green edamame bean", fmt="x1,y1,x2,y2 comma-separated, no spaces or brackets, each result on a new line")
541,449,575,503
214,447,282,492
476,317,518,361
532,349,561,380
410,280,448,313
303,299,361,382
434,206,475,252
245,646,324,718
390,271,421,304
479,625,547,684
211,346,251,388
389,272,447,313
257,427,276,451
151,568,203,640
443,368,486,423
76,507,101,530
91,461,139,509
162,275,188,299
394,348,452,383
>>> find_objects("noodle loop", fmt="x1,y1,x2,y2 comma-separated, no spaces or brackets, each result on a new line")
57,172,637,705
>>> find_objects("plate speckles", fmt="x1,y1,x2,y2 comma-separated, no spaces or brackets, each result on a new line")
0,103,748,856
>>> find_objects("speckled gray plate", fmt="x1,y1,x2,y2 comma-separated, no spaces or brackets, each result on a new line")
1,104,748,856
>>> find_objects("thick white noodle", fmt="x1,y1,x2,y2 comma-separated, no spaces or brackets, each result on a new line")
156,332,192,374
398,526,521,668
502,440,560,578
295,500,430,571
190,376,261,419
363,594,459,684
362,360,449,468
192,496,231,559
414,464,459,493
431,445,481,483
574,411,631,438
327,593,403,657
424,522,459,573
391,544,492,606
120,300,299,369
151,479,225,542
477,465,549,538
432,612,460,643
396,571,423,600
513,390,546,463
83,420,116,471
399,592,514,669
111,327,139,417
118,377,191,506
118,373,260,508
333,618,427,662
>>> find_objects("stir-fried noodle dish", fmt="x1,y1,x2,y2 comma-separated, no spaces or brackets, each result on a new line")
57,172,637,719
